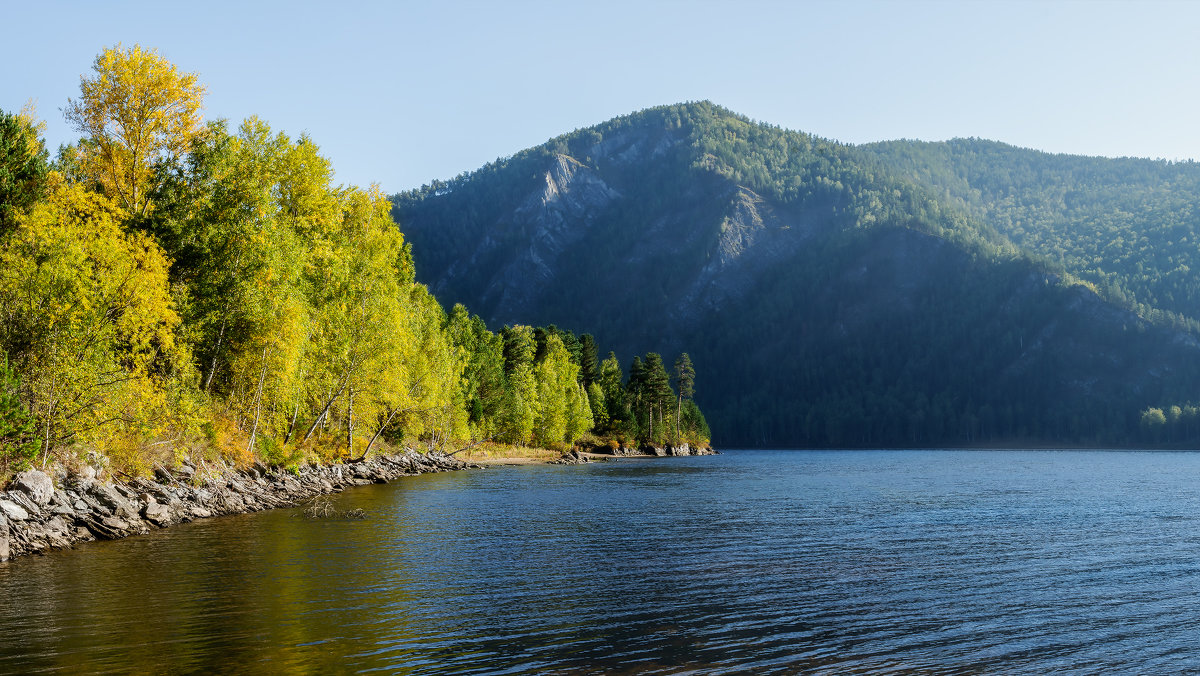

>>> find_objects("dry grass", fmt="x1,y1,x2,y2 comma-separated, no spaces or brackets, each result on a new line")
455,441,560,463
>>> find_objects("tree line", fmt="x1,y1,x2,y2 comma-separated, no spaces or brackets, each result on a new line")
0,45,709,478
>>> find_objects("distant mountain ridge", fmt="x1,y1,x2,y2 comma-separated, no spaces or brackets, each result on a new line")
393,102,1200,448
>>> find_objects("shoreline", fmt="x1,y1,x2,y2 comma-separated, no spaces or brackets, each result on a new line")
0,449,478,563
0,444,716,563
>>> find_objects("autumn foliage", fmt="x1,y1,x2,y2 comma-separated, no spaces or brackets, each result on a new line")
0,46,707,479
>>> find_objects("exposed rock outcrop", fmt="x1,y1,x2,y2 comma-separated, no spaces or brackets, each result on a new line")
11,470,55,507
605,444,717,457
550,449,594,464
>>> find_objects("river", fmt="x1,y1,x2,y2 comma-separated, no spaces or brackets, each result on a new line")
2,449,1199,673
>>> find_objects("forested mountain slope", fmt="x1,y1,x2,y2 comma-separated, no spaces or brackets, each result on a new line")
861,139,1200,331
393,102,1200,448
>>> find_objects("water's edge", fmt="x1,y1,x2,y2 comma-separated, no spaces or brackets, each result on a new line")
0,450,479,563
0,444,719,563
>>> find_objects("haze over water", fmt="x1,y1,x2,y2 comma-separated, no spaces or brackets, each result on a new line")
2,450,1199,673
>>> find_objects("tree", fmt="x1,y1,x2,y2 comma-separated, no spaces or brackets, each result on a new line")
500,325,538,444
641,353,674,444
0,350,40,474
64,44,207,217
673,353,695,441
597,352,626,434
0,172,182,455
586,382,608,430
533,334,573,446
0,106,49,232
445,305,506,436
628,355,646,438
579,333,599,388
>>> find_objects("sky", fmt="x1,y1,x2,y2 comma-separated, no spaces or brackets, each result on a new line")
3,0,1199,192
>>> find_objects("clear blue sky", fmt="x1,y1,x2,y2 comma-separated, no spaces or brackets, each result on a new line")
4,0,1199,192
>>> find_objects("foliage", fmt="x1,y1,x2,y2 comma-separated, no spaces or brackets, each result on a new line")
0,173,183,452
0,351,40,473
64,44,206,217
861,138,1200,333
0,47,704,477
0,106,49,232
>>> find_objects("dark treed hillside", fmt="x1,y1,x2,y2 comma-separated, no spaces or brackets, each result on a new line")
393,102,1200,448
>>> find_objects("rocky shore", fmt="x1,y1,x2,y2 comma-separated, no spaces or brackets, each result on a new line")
552,443,718,464
0,443,718,563
0,449,477,563
608,442,719,458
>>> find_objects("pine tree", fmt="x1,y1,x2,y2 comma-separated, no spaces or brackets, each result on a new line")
674,353,695,441
578,333,599,388
642,353,674,444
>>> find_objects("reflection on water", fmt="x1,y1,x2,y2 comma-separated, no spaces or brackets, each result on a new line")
3,451,1200,673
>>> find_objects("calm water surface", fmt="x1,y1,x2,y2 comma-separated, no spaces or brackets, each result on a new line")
3,450,1200,673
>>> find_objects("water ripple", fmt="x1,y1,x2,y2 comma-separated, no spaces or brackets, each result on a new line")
4,450,1200,672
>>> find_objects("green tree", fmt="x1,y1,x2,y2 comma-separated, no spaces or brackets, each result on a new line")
578,333,599,388
0,350,40,474
0,106,49,232
597,352,626,434
532,334,578,446
673,353,695,441
586,381,608,430
500,325,538,444
641,353,674,444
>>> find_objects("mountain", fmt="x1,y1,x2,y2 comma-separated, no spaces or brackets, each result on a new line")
392,102,1200,448
861,138,1200,331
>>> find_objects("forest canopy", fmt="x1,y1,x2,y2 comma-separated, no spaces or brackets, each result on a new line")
0,46,708,479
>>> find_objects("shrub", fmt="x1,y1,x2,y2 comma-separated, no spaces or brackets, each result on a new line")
0,352,40,475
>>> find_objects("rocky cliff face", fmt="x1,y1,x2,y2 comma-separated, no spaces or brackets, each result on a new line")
673,187,830,323
465,154,621,318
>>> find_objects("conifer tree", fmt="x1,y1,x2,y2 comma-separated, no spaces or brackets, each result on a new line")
674,353,695,441
642,353,674,444
579,334,599,388
0,107,48,233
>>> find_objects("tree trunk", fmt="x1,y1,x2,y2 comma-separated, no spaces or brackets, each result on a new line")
204,314,228,392
648,402,652,443
346,387,354,453
246,343,269,456
301,373,350,445
676,394,682,442
284,398,301,445
363,405,403,458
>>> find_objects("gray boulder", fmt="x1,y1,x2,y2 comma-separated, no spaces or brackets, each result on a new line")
12,470,55,506
6,490,41,516
0,499,30,521
87,483,138,519
143,502,171,526
71,465,97,482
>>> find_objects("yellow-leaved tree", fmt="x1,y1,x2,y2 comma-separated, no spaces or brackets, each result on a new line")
0,172,183,457
64,44,206,217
